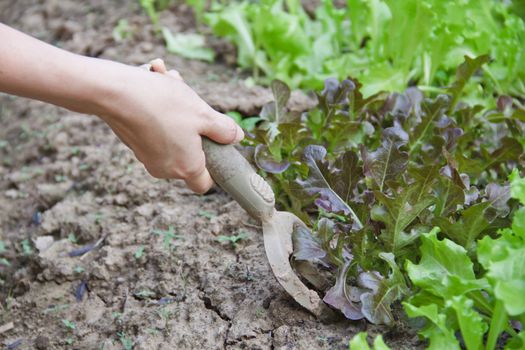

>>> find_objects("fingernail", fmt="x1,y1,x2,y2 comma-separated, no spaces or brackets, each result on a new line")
234,125,245,143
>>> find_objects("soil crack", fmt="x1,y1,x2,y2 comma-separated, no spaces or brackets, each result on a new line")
196,284,233,349
201,295,231,322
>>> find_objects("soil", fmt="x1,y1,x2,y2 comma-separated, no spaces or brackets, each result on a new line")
0,1,421,349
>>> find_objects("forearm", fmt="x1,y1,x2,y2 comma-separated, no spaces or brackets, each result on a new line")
0,23,127,116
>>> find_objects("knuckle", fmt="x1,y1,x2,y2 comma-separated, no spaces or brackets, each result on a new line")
224,120,238,142
179,161,205,179
197,105,213,120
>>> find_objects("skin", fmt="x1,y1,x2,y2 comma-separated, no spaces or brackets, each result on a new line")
0,23,244,193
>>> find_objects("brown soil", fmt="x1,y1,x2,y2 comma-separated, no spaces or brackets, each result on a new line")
0,1,421,349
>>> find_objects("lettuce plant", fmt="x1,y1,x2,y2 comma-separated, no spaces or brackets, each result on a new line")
244,56,523,325
189,0,525,102
403,169,525,350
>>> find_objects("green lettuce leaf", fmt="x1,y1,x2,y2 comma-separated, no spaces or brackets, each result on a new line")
403,303,461,350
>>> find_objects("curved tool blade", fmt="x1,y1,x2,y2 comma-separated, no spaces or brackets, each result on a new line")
262,211,326,317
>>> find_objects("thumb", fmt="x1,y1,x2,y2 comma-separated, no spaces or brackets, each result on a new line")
200,110,244,144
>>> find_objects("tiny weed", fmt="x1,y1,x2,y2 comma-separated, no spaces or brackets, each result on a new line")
78,163,90,171
70,147,80,156
67,233,78,244
112,311,122,319
198,210,215,219
43,304,69,314
21,239,32,255
113,19,132,42
62,319,76,330
134,289,155,299
145,328,159,335
134,245,145,259
0,240,6,253
157,306,172,321
152,225,182,251
255,307,265,318
217,232,249,249
94,213,104,224
74,266,85,274
66,337,74,345
118,332,133,350
138,0,159,26
54,174,67,183
0,258,9,266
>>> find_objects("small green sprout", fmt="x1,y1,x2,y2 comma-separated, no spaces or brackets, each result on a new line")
67,233,78,244
113,19,132,42
138,0,159,26
21,239,32,255
0,258,9,266
152,225,182,251
94,212,104,224
112,312,123,322
74,266,85,274
158,306,169,320
198,210,216,219
134,245,145,259
70,147,80,156
62,319,76,330
217,232,249,249
54,174,67,183
134,289,155,299
255,307,265,318
118,332,134,350
0,240,6,253
44,304,70,314
145,328,159,335
66,337,74,345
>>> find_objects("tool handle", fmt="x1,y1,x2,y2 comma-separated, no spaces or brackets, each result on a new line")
202,137,275,221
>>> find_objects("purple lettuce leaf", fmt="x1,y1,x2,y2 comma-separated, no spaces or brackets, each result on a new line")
254,144,290,174
297,145,363,228
292,225,326,262
323,261,364,320
358,253,408,325
362,122,408,192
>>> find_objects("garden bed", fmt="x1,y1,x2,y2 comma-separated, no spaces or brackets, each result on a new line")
0,1,420,349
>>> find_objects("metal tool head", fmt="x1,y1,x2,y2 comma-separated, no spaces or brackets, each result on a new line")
262,211,329,318
202,138,334,319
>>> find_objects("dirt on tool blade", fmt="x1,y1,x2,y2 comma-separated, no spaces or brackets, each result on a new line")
0,1,421,349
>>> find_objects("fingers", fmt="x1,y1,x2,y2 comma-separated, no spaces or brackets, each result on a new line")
149,58,167,73
180,145,214,193
149,59,183,80
184,166,214,194
200,110,245,144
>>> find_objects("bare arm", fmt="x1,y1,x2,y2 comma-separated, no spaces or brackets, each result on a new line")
0,23,243,193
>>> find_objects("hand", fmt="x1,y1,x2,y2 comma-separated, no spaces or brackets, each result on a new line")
99,59,244,193
0,25,241,193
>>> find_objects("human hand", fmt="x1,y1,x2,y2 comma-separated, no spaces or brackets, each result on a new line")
98,59,244,193
0,25,243,193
